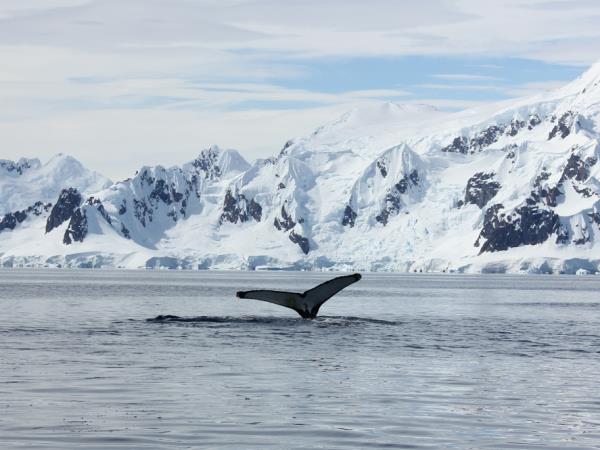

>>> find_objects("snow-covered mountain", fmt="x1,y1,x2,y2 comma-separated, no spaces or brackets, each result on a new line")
2,63,600,274
0,153,111,214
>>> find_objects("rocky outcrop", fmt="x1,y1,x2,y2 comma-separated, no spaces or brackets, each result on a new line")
549,111,576,140
560,153,596,182
273,205,309,253
289,231,310,254
528,114,542,130
376,159,388,177
441,136,470,154
342,205,357,227
475,203,560,253
375,170,420,225
45,188,82,233
190,147,222,180
279,140,294,156
464,172,501,208
529,169,562,207
86,197,112,224
470,125,506,152
133,198,152,226
149,179,184,205
63,209,87,245
274,205,296,231
121,224,131,239
129,169,191,226
442,115,542,154
0,202,52,233
0,158,38,176
219,190,262,224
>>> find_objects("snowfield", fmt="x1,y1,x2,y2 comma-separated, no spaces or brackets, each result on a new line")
2,64,600,274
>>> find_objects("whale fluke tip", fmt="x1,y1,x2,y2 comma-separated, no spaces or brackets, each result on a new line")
353,273,362,281
236,291,245,298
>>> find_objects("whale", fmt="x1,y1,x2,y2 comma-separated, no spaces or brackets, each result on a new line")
236,273,362,319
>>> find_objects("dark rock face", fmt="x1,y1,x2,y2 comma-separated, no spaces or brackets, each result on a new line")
191,148,221,180
442,115,542,154
273,206,309,253
289,231,310,254
118,200,127,215
560,153,596,182
464,172,501,208
150,179,173,204
148,179,183,205
121,224,131,239
523,154,599,213
274,206,296,231
507,119,525,137
504,144,518,160
128,168,200,228
219,190,262,224
46,188,82,233
572,222,591,245
342,205,357,227
375,170,420,225
441,136,470,154
132,172,191,227
133,199,151,226
555,225,570,245
548,111,576,140
475,203,560,254
139,169,155,186
0,159,35,175
573,185,595,198
529,185,561,207
376,159,388,177
471,125,505,151
528,114,542,130
0,202,52,233
279,140,294,156
534,169,550,186
529,169,562,207
63,209,87,245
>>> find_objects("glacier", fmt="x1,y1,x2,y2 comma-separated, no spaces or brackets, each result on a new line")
2,64,600,274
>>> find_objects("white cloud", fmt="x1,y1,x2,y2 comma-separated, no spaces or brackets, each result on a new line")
0,0,598,178
1,0,599,62
416,83,503,91
502,80,569,97
431,74,501,81
0,105,358,180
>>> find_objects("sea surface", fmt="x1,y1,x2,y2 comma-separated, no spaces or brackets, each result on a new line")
1,269,600,449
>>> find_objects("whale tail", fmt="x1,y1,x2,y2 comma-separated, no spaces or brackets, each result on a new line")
236,273,361,319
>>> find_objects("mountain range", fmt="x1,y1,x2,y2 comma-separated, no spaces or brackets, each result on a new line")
2,63,600,274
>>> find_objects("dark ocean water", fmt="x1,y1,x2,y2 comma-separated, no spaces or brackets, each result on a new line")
1,269,600,449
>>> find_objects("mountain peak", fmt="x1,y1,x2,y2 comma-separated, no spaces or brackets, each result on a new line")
182,146,249,180
0,157,41,176
316,101,441,136
0,154,111,214
554,61,600,105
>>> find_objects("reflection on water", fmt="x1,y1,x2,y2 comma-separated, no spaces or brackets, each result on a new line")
1,269,600,449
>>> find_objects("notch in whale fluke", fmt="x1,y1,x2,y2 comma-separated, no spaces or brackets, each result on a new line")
236,273,362,319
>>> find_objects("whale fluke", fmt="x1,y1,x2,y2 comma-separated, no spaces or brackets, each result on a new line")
236,273,362,319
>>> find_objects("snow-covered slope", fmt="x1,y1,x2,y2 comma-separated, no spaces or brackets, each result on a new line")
2,64,600,274
0,153,111,214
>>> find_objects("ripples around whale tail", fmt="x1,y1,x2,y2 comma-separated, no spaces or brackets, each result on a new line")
146,314,401,327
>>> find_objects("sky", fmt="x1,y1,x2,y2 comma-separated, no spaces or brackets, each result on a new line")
0,0,599,180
